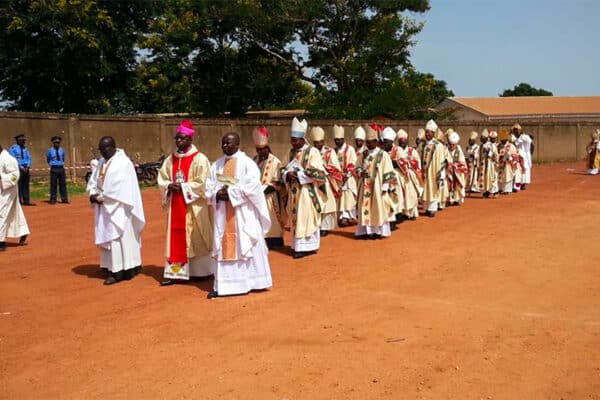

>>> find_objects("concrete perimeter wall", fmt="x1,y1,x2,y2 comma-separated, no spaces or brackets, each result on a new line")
0,112,597,179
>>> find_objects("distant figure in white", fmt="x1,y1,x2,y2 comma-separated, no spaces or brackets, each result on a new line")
512,123,533,189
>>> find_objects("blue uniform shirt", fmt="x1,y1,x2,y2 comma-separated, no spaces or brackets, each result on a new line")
46,147,66,167
9,144,31,168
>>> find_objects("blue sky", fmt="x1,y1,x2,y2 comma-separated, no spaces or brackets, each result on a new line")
410,0,600,97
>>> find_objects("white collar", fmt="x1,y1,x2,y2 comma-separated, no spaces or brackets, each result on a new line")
174,144,198,158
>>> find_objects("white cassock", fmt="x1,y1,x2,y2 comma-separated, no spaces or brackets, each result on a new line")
0,150,30,242
206,150,273,296
87,149,145,274
516,134,533,184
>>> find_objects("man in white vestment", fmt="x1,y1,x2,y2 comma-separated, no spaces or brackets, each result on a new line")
87,137,145,285
0,145,29,251
205,132,272,299
513,123,533,190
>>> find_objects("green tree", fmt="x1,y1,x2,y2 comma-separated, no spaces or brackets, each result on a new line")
233,0,444,118
0,0,156,113
132,0,309,115
0,0,448,118
307,69,453,119
500,82,553,97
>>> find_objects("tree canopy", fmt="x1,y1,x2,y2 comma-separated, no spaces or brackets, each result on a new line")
0,0,452,118
500,82,553,97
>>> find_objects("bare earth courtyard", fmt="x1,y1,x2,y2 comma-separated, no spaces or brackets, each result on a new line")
1,162,599,399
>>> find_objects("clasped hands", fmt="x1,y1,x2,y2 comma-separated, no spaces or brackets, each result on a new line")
287,170,299,183
89,194,103,204
167,183,181,193
216,185,230,202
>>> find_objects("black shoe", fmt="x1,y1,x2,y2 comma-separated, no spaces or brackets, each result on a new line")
521,184,527,190
390,222,397,231
426,211,436,218
408,216,416,221
0,242,5,251
123,269,136,280
293,251,307,259
368,234,382,240
207,291,219,299
483,192,490,198
49,200,56,205
356,234,369,240
19,235,27,246
265,237,284,249
103,277,118,285
61,200,70,204
23,202,36,206
160,279,175,286
320,230,329,237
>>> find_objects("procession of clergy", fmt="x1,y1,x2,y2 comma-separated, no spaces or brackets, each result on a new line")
0,118,533,299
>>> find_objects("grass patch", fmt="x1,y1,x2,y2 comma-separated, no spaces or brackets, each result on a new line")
29,179,156,200
29,180,88,201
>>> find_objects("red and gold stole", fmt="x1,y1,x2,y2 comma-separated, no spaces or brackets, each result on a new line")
221,157,238,261
169,152,198,263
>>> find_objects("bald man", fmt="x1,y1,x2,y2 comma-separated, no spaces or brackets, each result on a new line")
87,136,145,285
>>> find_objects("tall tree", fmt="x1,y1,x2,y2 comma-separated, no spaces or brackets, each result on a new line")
0,0,156,113
500,83,553,97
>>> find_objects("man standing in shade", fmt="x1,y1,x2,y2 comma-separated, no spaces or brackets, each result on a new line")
0,144,29,251
46,136,69,204
252,126,285,249
9,134,34,206
420,120,447,217
158,120,215,286
334,124,358,227
205,132,272,299
282,117,327,259
87,136,145,285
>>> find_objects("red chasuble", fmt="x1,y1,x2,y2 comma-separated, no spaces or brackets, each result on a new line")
168,152,198,264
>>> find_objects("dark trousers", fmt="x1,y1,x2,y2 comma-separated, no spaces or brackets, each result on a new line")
18,170,30,204
50,166,68,202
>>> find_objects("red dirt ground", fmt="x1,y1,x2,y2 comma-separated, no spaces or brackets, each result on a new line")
1,162,600,399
